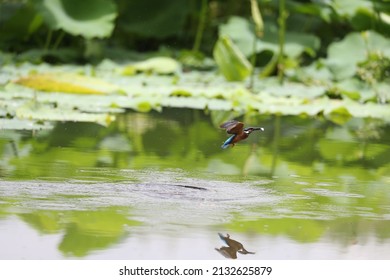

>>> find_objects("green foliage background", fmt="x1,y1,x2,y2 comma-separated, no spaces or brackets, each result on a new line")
1,0,390,124
1,0,389,63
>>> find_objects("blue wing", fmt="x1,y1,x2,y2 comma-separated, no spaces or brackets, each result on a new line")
221,135,235,149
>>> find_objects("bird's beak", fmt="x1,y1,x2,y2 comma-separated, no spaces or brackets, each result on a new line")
252,127,264,131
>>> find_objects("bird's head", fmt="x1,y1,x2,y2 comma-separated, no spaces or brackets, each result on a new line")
244,127,264,135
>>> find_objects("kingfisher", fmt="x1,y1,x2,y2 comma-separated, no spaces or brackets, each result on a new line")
220,120,264,149
216,233,255,259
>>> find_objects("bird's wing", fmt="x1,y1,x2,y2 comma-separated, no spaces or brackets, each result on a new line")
220,120,244,134
220,120,238,129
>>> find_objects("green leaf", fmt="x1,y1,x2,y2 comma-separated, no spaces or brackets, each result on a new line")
263,82,326,99
219,16,320,58
326,33,365,79
161,96,208,110
122,57,180,75
15,102,115,126
15,72,119,94
363,31,390,58
219,16,254,57
325,31,390,80
336,78,375,101
35,0,117,38
331,0,373,17
324,105,352,125
170,89,192,97
0,119,54,130
213,35,252,81
350,7,376,31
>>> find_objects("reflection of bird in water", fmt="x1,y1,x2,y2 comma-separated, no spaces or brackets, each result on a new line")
215,233,255,259
215,246,239,259
220,120,264,149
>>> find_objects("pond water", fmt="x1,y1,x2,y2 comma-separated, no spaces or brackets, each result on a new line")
1,109,390,259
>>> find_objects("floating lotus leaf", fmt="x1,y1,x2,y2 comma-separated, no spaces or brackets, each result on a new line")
14,72,119,94
122,57,181,75
263,82,326,99
336,78,375,101
0,118,54,130
324,105,352,125
15,102,115,126
161,96,208,110
170,89,192,97
2,60,390,128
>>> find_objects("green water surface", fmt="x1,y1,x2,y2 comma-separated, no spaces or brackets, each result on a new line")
1,109,390,259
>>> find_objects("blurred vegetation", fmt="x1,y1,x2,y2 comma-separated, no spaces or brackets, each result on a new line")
0,0,389,125
1,0,389,58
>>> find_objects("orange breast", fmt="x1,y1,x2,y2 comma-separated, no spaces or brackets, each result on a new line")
232,133,248,143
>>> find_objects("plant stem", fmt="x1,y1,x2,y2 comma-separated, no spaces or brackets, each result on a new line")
44,30,53,50
52,31,65,50
249,34,257,90
192,0,208,53
277,0,286,83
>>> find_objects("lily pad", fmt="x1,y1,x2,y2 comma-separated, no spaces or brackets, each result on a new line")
262,82,327,99
0,118,54,130
122,57,180,75
336,78,375,101
14,72,119,94
2,60,390,127
15,102,115,126
324,105,352,125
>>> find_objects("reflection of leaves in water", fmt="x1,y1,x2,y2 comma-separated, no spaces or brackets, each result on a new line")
59,223,124,257
225,219,325,243
60,208,140,257
12,205,141,257
142,121,179,157
18,211,63,234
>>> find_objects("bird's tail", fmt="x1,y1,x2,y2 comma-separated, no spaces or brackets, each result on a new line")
218,233,225,240
221,135,235,149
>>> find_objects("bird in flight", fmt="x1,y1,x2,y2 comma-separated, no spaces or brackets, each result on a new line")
220,120,264,149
